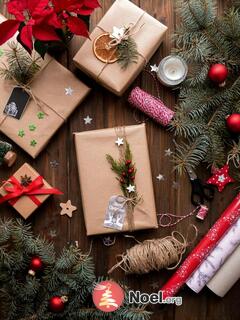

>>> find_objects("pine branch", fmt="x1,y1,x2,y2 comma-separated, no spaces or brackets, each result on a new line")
117,38,138,70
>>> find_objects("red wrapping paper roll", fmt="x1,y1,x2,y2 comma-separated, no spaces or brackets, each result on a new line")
161,194,240,298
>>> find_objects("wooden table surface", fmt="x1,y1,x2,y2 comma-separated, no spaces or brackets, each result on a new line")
0,1,238,319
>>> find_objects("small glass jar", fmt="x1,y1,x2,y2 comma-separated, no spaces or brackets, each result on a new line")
157,55,188,87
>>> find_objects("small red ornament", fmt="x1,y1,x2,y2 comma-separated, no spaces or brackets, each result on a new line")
226,114,240,134
49,296,68,313
120,178,125,184
207,164,234,192
28,256,43,276
122,172,127,177
125,160,132,166
208,64,228,84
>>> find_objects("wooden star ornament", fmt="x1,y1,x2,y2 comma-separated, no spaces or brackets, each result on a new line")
60,200,77,218
207,164,234,192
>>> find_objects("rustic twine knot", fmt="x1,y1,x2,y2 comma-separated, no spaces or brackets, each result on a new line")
108,225,198,275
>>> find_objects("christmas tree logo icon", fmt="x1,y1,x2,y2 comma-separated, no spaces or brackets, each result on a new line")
92,280,124,313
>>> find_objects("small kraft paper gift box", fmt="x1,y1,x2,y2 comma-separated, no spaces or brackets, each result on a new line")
0,14,91,158
74,123,158,235
73,0,167,96
0,163,62,219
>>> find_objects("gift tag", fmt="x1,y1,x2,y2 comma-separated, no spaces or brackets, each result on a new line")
104,195,126,230
4,87,30,119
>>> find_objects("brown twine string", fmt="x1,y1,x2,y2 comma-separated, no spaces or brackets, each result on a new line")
96,12,147,80
108,225,198,275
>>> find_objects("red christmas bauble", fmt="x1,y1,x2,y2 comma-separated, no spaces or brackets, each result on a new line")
28,256,43,276
49,296,68,313
208,64,228,84
226,114,240,133
125,160,132,166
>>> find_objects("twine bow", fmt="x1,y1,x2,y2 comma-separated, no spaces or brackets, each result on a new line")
119,194,144,231
0,175,63,206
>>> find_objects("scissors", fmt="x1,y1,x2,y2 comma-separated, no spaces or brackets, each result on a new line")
187,168,215,206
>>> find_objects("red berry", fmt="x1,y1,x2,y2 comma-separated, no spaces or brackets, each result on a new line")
120,178,125,184
128,168,134,174
131,176,135,181
125,160,132,166
122,172,127,177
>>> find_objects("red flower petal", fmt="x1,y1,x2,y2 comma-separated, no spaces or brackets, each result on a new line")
74,7,95,15
0,20,21,45
7,0,25,20
66,16,89,37
19,24,33,52
32,25,60,41
84,0,100,9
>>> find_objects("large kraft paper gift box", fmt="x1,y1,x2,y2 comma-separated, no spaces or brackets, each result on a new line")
74,123,158,235
0,14,90,158
73,0,167,96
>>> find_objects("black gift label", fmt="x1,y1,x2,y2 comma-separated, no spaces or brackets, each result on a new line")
3,87,30,120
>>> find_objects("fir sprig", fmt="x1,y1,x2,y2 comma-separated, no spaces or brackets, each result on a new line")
171,0,240,176
117,38,139,70
0,42,41,85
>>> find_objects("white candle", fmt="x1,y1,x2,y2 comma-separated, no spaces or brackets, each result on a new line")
157,55,188,87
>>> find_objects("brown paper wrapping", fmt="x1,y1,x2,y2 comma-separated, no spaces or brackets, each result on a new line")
74,123,158,235
73,0,167,96
0,163,53,219
0,14,91,158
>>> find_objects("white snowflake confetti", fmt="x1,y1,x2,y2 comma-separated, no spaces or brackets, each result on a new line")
172,181,179,189
103,236,116,246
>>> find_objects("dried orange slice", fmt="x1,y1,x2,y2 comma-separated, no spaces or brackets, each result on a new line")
93,33,118,63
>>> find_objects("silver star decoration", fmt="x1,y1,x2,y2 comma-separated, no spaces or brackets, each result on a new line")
126,184,135,193
115,137,124,147
103,236,116,246
50,160,59,168
172,181,180,189
84,115,92,124
65,87,74,96
218,174,226,182
156,174,165,181
165,148,173,157
150,64,159,72
150,282,159,290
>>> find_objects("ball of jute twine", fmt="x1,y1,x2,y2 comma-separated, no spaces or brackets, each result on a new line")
108,225,198,275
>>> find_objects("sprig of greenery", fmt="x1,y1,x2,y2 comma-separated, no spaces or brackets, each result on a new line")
117,38,139,70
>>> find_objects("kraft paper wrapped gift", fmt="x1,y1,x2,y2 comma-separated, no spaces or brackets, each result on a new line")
73,0,167,96
74,123,158,235
0,14,91,158
0,163,62,219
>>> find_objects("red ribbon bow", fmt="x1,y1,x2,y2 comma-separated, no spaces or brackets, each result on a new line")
0,175,63,207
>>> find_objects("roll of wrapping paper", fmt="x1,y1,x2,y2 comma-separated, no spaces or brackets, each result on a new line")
207,244,240,297
160,193,240,298
186,216,240,293
128,87,175,126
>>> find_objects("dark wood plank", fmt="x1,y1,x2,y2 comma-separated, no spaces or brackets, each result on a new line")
0,1,238,319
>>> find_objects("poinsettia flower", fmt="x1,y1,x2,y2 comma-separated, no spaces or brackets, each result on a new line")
51,0,100,37
0,0,61,52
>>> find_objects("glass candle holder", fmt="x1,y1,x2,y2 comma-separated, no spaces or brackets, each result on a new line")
157,55,188,87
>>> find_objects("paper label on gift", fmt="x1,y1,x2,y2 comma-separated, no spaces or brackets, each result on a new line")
104,195,126,230
4,87,30,119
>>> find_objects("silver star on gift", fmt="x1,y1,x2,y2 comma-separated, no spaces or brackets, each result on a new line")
165,148,173,157
65,87,74,96
115,137,124,147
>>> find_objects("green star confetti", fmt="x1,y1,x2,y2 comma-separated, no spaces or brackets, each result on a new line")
30,140,37,147
0,47,4,57
37,112,45,119
18,129,25,138
29,124,36,131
